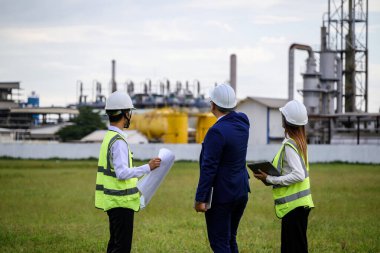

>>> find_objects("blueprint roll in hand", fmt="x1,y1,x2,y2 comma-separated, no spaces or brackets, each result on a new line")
137,148,175,209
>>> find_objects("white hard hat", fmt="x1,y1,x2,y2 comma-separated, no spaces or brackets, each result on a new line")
279,100,308,126
105,90,135,110
209,84,237,109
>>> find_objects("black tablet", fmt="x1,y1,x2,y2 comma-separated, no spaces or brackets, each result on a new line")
247,161,281,177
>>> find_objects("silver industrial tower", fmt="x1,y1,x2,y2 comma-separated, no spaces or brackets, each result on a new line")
289,0,378,144
326,0,368,113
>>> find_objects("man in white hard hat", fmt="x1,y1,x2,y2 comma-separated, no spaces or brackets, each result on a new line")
95,90,161,253
194,84,250,253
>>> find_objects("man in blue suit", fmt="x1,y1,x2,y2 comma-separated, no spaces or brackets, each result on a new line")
195,84,250,253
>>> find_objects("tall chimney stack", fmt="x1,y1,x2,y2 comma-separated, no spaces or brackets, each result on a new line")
344,0,356,112
111,59,117,92
230,54,237,92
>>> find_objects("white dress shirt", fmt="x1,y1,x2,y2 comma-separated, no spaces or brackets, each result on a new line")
108,126,150,180
217,114,226,121
266,138,306,186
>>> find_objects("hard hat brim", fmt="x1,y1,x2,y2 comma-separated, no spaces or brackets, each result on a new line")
210,99,237,109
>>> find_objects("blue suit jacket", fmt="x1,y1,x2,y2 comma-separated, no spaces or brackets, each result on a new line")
195,111,250,204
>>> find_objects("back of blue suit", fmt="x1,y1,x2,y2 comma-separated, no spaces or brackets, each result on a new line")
196,111,250,204
195,111,250,253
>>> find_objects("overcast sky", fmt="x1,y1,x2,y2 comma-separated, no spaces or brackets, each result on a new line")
0,0,379,112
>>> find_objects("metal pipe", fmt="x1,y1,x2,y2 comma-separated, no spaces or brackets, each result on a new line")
166,80,170,94
365,0,369,112
144,83,148,94
288,43,314,100
328,118,332,144
148,79,152,94
76,80,82,104
328,0,331,42
78,80,83,104
160,82,164,95
321,26,327,51
92,81,95,103
336,56,343,113
357,116,360,145
176,81,181,93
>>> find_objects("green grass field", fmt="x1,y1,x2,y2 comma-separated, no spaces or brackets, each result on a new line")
0,159,379,253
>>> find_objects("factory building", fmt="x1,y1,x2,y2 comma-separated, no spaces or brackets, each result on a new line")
1,0,379,145
0,82,79,142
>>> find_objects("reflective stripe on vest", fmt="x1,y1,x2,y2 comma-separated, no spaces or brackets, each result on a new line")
274,188,311,205
96,184,139,196
97,166,116,177
271,139,314,218
95,130,140,212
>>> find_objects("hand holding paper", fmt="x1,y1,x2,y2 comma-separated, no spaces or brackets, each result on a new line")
148,157,161,170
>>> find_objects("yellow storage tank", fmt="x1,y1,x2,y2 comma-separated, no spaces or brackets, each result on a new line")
195,112,216,143
129,113,145,131
130,108,188,143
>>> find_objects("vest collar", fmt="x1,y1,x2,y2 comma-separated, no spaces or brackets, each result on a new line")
108,125,128,138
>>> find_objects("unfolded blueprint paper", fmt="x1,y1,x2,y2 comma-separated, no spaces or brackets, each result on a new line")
137,148,175,209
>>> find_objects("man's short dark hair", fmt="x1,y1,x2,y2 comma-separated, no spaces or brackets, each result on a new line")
106,109,129,122
215,104,234,113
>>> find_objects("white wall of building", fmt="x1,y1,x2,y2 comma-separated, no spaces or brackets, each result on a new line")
237,101,267,144
269,109,284,140
237,101,284,144
0,143,379,163
0,133,13,143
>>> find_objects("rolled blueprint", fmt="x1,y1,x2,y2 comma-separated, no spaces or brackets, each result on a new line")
137,148,175,209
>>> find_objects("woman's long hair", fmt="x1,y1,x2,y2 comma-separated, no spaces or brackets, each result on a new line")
283,117,308,164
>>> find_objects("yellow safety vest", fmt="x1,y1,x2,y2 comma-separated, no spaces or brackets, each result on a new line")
95,130,140,212
271,139,314,218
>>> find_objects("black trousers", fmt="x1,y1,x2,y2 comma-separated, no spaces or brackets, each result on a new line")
205,195,248,253
281,207,311,253
106,208,134,253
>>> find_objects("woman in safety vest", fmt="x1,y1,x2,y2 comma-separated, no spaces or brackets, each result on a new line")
254,99,314,253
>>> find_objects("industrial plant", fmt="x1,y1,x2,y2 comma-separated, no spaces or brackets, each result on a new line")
0,0,378,145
